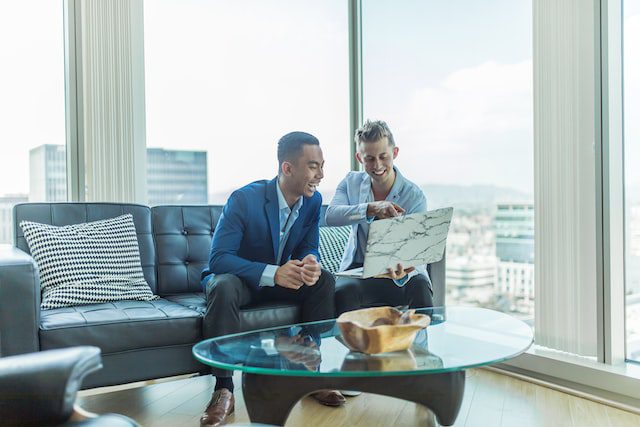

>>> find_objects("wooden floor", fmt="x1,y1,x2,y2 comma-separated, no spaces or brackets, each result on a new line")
77,369,640,427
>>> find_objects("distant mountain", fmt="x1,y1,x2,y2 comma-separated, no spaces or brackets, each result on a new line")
420,184,532,212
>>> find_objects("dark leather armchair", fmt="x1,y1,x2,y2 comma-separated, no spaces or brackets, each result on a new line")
0,346,138,426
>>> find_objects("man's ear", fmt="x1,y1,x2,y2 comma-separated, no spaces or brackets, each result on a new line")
392,146,399,159
281,161,293,176
355,151,363,164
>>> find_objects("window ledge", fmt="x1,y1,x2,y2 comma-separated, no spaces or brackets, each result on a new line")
494,344,640,409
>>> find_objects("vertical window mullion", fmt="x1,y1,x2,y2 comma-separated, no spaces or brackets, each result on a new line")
348,0,362,172
599,0,626,365
64,0,85,202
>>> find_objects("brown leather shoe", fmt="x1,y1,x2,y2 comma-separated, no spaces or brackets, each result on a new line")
311,390,346,407
200,388,235,427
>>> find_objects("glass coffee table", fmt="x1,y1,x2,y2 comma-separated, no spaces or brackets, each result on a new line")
193,307,533,426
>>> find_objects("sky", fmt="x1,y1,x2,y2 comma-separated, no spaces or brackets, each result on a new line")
143,0,350,201
0,0,638,200
0,1,66,196
362,0,534,193
142,0,536,197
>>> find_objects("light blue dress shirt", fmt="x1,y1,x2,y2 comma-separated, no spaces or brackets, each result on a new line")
259,181,304,287
325,167,429,288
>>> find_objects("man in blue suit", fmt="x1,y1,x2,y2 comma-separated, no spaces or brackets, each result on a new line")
199,132,339,427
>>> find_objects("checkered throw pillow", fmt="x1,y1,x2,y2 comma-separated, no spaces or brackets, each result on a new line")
20,214,158,310
319,226,350,274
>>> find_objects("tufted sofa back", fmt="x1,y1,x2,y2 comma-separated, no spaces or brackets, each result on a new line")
151,205,332,296
151,205,222,295
12,203,444,305
11,203,335,298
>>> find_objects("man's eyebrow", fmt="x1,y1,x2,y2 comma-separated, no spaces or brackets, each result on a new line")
307,160,321,166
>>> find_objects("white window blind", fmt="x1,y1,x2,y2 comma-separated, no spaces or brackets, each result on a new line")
533,0,598,356
77,0,146,203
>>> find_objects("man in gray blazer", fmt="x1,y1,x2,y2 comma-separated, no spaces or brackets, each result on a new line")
325,120,434,314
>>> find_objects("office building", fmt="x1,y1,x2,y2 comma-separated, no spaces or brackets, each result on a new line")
29,144,67,202
447,255,497,305
28,145,208,206
0,194,28,244
494,203,535,305
146,148,208,205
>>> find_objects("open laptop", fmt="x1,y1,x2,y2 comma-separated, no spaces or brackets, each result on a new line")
335,207,454,279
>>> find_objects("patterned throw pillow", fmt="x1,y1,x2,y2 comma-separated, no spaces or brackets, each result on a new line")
20,214,158,310
319,225,351,274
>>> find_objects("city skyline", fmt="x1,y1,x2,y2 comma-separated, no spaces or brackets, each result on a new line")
18,144,210,206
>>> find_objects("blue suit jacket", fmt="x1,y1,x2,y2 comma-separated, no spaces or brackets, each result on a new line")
202,177,322,289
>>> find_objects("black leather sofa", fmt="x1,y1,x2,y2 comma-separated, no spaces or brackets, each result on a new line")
0,203,445,389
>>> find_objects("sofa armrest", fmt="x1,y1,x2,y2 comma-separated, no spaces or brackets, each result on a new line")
0,346,102,425
428,249,446,307
0,246,41,356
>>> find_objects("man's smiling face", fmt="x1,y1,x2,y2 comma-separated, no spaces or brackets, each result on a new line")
288,144,324,198
357,137,398,186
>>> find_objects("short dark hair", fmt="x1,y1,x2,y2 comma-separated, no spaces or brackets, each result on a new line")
354,120,395,147
277,131,320,168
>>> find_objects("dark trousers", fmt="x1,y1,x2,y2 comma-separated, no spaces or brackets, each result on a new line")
203,269,336,377
335,271,433,316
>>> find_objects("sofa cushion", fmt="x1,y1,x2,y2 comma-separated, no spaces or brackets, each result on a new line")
13,203,157,293
164,293,302,332
318,225,350,274
163,293,206,315
39,299,201,354
20,214,157,310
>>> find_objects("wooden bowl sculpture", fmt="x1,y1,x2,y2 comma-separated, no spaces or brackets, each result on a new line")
337,306,431,354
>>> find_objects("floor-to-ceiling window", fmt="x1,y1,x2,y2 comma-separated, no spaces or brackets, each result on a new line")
143,0,350,206
3,0,640,405
624,0,640,363
0,0,66,244
361,0,534,322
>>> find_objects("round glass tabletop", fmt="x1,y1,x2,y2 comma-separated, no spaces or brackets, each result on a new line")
192,306,533,377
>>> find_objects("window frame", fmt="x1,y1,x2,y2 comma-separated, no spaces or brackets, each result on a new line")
59,0,640,405
597,0,626,366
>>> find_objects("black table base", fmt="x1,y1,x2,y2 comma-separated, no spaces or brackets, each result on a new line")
242,370,465,426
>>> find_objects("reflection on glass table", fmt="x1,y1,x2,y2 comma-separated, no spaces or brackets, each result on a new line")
193,307,532,426
339,329,444,372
